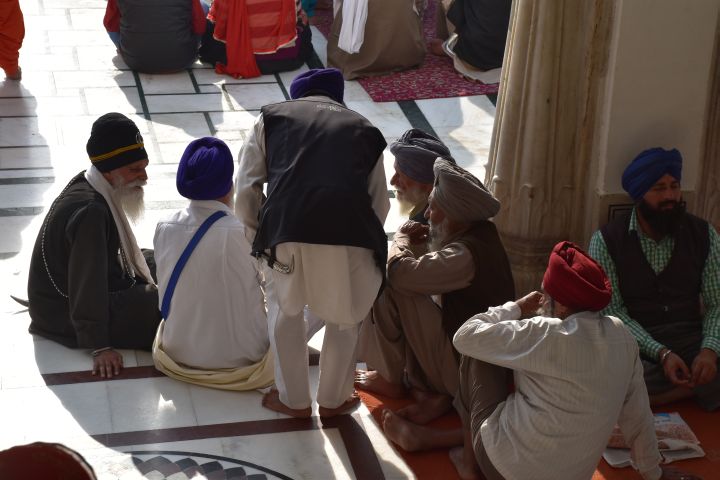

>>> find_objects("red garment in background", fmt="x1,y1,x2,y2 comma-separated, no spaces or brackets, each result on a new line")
0,0,25,75
210,0,297,78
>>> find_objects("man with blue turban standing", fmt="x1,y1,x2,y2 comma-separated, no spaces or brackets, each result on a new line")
152,137,274,390
234,68,390,417
589,147,720,411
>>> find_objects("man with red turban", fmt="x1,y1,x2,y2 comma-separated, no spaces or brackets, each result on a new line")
589,147,720,411
450,242,698,480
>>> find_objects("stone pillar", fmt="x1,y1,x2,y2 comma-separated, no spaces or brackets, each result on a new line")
696,23,720,232
486,0,616,295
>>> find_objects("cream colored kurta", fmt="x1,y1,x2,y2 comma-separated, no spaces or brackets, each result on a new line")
234,100,390,326
453,302,663,480
234,100,390,409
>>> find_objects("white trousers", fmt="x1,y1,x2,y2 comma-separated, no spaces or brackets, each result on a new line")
262,242,381,409
265,273,360,409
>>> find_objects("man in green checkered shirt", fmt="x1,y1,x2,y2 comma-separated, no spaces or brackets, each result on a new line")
589,147,720,411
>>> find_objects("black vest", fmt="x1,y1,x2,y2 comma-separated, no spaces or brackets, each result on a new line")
255,98,388,277
441,222,515,339
600,212,709,331
118,0,197,72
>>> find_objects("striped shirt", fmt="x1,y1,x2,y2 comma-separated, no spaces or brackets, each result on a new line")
588,208,720,360
453,303,663,480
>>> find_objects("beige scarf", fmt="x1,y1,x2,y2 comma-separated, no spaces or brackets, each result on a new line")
84,166,154,285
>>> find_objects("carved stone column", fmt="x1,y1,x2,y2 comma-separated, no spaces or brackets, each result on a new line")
487,0,616,295
696,20,720,232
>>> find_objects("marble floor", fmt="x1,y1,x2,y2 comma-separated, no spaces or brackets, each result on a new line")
0,1,497,478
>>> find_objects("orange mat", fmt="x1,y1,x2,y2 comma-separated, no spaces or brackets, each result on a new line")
358,391,719,480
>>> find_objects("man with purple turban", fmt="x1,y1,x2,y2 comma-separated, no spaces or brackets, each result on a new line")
389,128,455,224
589,147,720,412
356,159,514,452
451,242,698,480
152,137,276,390
234,68,390,417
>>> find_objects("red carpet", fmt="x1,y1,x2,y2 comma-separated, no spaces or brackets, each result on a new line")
312,1,499,102
358,391,720,480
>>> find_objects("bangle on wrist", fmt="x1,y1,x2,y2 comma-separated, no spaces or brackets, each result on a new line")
92,347,112,357
660,349,672,364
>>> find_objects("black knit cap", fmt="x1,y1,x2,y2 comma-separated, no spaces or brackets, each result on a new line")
86,113,148,172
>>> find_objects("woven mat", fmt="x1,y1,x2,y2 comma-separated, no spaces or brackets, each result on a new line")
312,0,499,102
358,391,719,480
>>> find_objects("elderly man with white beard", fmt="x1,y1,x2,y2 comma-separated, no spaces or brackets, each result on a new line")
356,159,515,451
389,128,455,224
27,112,161,379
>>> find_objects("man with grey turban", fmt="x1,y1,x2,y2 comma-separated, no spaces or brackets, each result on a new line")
389,128,454,223
356,159,515,452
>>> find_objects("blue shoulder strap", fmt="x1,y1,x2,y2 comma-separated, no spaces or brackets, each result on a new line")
161,210,228,319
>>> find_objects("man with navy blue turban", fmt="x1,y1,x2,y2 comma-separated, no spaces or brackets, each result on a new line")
234,68,390,418
152,137,274,390
589,147,720,411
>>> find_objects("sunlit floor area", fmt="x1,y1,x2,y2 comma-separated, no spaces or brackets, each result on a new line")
0,0,497,478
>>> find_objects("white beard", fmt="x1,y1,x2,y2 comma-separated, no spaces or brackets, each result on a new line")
109,174,146,224
396,185,429,217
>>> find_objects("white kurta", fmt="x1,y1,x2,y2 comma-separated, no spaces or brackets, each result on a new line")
154,200,269,370
234,101,390,409
453,302,663,480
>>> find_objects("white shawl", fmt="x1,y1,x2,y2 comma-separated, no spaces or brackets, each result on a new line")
84,166,154,285
337,0,368,54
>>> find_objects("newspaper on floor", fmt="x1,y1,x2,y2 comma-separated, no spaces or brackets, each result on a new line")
603,412,705,467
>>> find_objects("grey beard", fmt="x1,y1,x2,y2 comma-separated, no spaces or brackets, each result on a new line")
428,219,449,252
114,182,145,224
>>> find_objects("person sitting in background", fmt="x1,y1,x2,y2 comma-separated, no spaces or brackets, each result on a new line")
200,0,309,78
152,137,275,391
104,0,207,73
327,0,425,80
390,128,455,224
430,0,512,82
357,159,514,452
0,0,24,80
589,147,720,412
451,241,700,480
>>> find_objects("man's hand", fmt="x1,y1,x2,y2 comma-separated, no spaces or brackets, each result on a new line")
516,291,544,318
660,465,702,479
662,351,693,387
691,348,718,386
398,220,429,244
92,349,123,379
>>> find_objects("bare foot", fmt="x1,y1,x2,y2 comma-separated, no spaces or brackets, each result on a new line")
381,409,428,452
261,390,311,418
449,446,482,480
396,389,453,424
354,369,407,398
428,38,448,57
318,393,361,417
